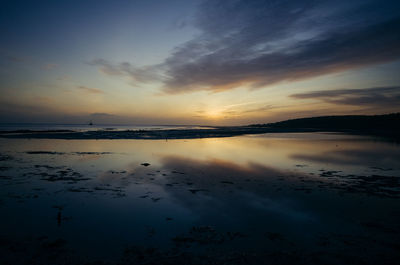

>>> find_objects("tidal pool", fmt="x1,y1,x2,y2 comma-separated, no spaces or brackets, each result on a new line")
0,133,399,264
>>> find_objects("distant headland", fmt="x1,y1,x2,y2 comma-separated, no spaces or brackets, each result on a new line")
0,113,399,140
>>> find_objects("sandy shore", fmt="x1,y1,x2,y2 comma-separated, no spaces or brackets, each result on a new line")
0,126,397,140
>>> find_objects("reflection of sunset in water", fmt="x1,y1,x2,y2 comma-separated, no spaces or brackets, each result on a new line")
2,133,398,173
0,133,399,263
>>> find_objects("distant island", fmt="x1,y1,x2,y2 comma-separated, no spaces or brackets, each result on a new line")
0,113,399,140
252,113,400,135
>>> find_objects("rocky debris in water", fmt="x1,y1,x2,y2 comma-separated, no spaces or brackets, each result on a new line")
188,189,208,194
0,236,310,265
52,205,64,227
0,153,14,161
23,151,115,159
314,172,400,198
66,184,126,197
34,164,65,170
112,192,126,198
93,186,126,197
171,170,185,174
121,246,303,265
346,174,400,198
57,170,71,176
25,151,114,156
172,226,247,247
108,170,127,174
25,151,66,155
26,166,91,183
319,170,342,177
220,181,234,184
73,152,113,155
68,187,93,193
370,166,393,171
39,172,90,183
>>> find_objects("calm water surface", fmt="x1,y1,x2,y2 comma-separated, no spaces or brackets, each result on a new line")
0,133,399,264
0,123,215,132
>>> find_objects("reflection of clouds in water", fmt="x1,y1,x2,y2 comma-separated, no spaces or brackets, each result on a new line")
291,148,400,166
245,192,315,222
161,155,289,180
158,155,314,224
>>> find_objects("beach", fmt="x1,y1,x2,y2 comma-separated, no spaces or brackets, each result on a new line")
0,133,399,264
3,0,400,263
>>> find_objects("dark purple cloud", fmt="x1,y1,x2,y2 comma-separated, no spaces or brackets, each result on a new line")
87,59,161,83
87,1,400,94
77,85,104,94
161,0,400,93
290,86,400,108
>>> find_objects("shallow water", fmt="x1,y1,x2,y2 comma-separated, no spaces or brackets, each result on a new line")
0,133,399,264
0,123,215,132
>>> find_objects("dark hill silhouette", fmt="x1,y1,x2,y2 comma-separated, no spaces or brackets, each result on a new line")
251,113,400,136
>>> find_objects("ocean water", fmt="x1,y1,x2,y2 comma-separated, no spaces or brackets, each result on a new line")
0,133,399,264
0,123,215,132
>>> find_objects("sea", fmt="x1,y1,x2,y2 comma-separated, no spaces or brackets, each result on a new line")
0,123,215,132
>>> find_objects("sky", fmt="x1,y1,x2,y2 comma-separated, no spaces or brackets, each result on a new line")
0,0,399,125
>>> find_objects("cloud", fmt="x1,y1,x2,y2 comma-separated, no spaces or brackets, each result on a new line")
87,59,162,84
160,0,400,93
87,1,400,94
76,85,104,94
290,86,400,108
219,103,275,117
90,112,113,117
89,112,116,120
